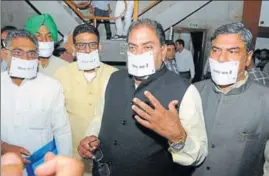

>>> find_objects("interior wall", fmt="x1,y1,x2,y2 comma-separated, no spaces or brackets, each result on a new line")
174,1,244,71
1,1,36,29
255,37,269,50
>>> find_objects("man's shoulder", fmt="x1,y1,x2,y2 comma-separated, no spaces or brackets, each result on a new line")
100,63,119,73
1,71,9,83
109,69,128,79
194,79,212,92
184,49,192,55
249,79,269,93
264,62,269,73
36,72,61,89
50,55,69,65
165,70,190,85
55,62,77,76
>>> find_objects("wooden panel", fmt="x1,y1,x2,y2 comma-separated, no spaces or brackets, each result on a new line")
257,26,269,38
242,0,262,46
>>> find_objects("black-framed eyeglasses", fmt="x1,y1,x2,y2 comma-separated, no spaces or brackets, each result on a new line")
6,48,38,59
89,141,112,176
75,42,99,50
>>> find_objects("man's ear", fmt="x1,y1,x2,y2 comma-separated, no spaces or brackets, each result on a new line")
246,50,253,67
161,44,167,61
98,43,103,52
1,48,7,60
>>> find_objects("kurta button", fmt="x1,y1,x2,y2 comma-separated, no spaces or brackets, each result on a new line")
121,120,126,125
206,166,210,170
113,140,118,145
211,144,215,148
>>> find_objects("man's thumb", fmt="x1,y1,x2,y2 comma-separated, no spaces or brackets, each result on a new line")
168,100,178,112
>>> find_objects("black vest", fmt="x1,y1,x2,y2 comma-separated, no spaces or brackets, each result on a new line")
95,67,192,176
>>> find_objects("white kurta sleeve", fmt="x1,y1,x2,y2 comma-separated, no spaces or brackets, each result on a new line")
189,52,195,79
51,83,72,156
264,140,269,176
169,85,208,166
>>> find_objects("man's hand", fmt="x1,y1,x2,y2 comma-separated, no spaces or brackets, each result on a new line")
1,152,84,176
35,152,84,176
77,135,100,159
1,152,24,176
1,142,31,164
132,91,186,143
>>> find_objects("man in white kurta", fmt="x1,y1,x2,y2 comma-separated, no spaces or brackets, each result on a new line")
1,71,72,156
175,39,195,81
1,30,72,175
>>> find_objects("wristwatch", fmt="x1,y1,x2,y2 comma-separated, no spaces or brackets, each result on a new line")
169,138,185,151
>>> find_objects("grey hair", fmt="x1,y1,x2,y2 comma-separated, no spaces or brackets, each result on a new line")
127,19,166,46
211,23,253,52
5,29,38,51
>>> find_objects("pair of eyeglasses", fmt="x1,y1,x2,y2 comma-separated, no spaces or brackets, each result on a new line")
75,42,99,50
89,141,112,176
7,48,38,59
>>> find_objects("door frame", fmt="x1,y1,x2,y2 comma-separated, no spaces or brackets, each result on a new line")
173,27,208,80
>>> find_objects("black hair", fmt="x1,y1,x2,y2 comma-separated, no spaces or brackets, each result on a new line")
1,26,17,34
72,23,99,44
175,39,185,47
165,40,175,48
53,48,66,57
127,19,166,46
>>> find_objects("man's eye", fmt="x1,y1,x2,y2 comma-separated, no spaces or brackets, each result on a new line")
229,50,239,54
212,48,219,52
144,46,153,50
128,46,135,50
14,50,22,55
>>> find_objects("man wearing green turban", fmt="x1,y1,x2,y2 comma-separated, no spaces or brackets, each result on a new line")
25,13,68,77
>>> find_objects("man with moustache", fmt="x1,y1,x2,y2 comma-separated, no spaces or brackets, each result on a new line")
78,19,208,176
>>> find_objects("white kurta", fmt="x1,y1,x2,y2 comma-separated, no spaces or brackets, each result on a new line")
175,48,195,79
1,71,72,157
114,0,134,36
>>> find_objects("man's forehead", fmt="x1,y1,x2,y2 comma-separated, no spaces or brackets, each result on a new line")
213,34,244,44
10,37,36,49
212,34,245,48
37,25,51,34
129,26,159,44
75,32,98,41
167,45,175,48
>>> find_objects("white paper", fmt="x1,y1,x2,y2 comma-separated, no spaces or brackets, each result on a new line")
9,57,38,79
76,50,101,70
127,51,156,77
38,41,54,57
209,58,239,85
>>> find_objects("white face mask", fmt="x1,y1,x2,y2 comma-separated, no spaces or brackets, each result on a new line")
38,42,54,57
127,51,156,77
9,57,38,79
76,50,101,70
209,58,239,86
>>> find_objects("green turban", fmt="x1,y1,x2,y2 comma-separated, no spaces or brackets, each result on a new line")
25,14,58,41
